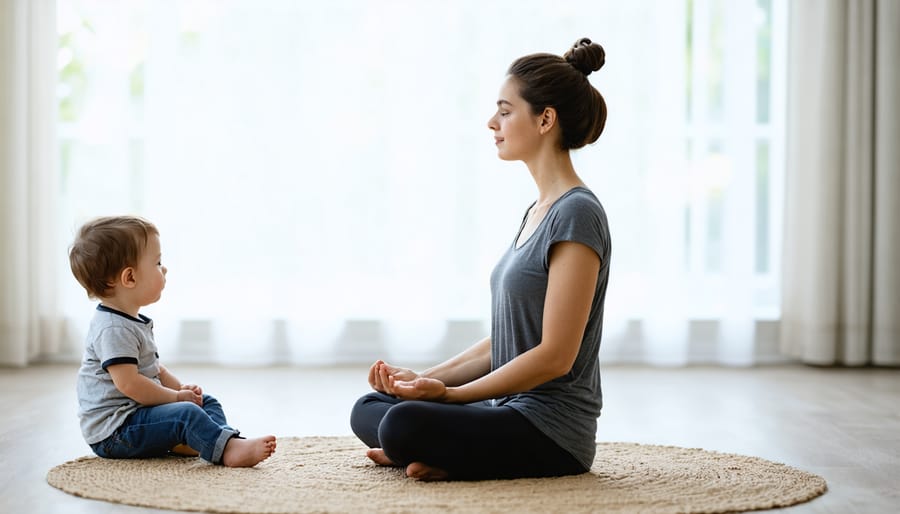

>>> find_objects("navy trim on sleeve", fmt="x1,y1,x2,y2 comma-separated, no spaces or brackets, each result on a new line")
101,357,139,371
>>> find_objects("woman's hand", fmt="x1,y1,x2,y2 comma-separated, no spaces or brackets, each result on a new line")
369,360,450,401
368,360,418,393
388,377,448,401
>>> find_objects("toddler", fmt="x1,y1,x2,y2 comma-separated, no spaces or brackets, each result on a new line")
69,215,276,467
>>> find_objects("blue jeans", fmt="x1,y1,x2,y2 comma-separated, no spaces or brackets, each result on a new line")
91,394,239,464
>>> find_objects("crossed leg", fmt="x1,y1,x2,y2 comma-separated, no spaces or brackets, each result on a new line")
350,392,585,481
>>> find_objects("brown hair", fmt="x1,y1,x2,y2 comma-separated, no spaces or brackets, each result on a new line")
507,37,607,150
68,215,159,299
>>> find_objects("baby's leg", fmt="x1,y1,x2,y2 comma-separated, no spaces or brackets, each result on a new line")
92,405,201,459
221,435,277,467
200,394,231,428
124,402,238,464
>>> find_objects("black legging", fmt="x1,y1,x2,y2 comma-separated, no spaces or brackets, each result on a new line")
349,392,587,480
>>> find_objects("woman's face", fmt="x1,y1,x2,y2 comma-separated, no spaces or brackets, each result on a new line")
486,77,542,162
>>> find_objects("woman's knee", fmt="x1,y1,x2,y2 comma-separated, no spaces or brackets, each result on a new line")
350,393,390,446
349,394,371,432
377,401,432,462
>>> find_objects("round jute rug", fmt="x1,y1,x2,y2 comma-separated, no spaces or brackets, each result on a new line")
47,436,826,514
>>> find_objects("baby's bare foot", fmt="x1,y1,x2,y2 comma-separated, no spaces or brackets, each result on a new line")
406,462,449,481
222,436,276,467
366,448,396,466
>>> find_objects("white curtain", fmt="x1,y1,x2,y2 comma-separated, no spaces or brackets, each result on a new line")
45,0,786,366
0,0,64,366
781,0,900,366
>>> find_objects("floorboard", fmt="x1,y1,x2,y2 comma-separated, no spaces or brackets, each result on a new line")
2,364,897,513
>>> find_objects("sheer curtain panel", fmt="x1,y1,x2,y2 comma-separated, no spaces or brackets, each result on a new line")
54,1,787,366
0,0,64,366
781,0,900,366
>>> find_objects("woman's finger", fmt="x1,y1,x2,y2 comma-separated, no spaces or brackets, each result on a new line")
372,364,382,391
367,362,377,388
380,364,392,394
374,363,386,392
368,360,385,389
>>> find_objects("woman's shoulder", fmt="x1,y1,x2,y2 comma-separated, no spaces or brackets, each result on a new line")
548,187,611,249
554,187,606,217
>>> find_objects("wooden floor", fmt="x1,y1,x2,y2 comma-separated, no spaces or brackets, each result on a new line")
1,363,897,513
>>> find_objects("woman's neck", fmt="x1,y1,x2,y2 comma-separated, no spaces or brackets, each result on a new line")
525,150,584,204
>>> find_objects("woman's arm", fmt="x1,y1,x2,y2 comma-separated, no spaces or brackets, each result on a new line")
387,241,600,403
369,336,491,393
421,336,492,386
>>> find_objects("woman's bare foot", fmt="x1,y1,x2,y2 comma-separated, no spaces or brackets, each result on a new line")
366,448,397,466
221,435,277,467
170,444,199,457
406,462,449,481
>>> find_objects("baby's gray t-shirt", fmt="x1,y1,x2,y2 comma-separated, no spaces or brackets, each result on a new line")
76,305,161,444
490,187,611,469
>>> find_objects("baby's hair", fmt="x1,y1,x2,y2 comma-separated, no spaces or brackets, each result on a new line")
507,37,607,150
69,215,159,299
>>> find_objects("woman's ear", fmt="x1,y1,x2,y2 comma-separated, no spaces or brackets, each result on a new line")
539,107,557,135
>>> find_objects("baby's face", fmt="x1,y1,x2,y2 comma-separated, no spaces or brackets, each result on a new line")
133,233,167,306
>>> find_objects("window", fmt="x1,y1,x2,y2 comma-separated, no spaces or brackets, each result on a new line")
57,0,787,365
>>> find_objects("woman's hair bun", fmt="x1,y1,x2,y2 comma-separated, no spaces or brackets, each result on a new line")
564,37,605,76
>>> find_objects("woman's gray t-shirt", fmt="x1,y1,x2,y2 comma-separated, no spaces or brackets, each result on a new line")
490,186,611,469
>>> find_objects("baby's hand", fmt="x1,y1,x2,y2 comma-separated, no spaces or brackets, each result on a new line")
181,383,203,396
175,388,203,406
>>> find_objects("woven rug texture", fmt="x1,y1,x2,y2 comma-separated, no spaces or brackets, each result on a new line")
47,435,827,514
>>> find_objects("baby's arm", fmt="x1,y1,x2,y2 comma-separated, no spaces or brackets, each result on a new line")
158,364,182,389
108,363,202,406
159,364,204,396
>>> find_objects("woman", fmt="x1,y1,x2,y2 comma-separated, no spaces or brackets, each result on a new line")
350,37,611,481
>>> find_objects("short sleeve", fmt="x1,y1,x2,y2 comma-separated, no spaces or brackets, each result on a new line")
94,326,141,370
542,190,610,271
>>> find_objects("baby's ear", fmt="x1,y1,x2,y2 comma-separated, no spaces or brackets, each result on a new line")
118,267,137,288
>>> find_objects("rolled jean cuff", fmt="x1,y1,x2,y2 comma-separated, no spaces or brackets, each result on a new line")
211,428,239,464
